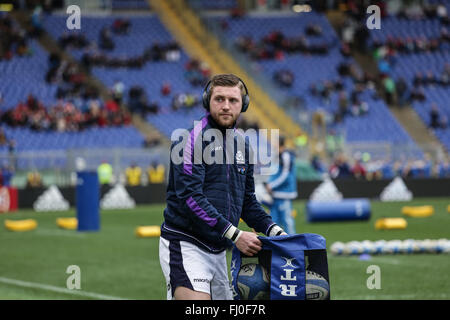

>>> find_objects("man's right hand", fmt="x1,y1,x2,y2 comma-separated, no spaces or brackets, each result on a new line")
235,231,262,256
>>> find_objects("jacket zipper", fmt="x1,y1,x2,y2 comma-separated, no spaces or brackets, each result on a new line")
225,134,231,222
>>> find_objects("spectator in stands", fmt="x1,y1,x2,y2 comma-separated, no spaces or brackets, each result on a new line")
112,18,131,35
310,155,326,174
437,159,450,178
441,27,450,42
351,98,369,116
184,59,210,86
58,31,90,50
164,43,181,62
436,3,449,24
325,129,344,158
424,70,437,87
440,63,450,86
125,163,142,186
382,74,396,105
171,93,199,111
410,86,426,102
143,135,161,148
16,31,31,56
46,52,62,83
329,153,352,179
337,90,349,119
30,5,43,37
429,103,441,129
395,77,410,107
111,79,125,105
0,128,8,146
235,35,255,54
0,162,14,187
171,93,185,111
161,82,172,96
26,170,43,188
273,69,294,88
351,156,367,180
98,161,113,185
305,23,322,36
105,98,120,113
99,26,115,51
128,85,157,115
354,23,370,52
147,161,165,184
184,93,199,109
401,160,415,179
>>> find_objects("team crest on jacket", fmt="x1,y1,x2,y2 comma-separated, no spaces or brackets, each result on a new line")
236,150,245,164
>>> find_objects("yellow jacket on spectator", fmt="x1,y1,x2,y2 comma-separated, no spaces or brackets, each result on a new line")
147,164,165,184
126,165,142,186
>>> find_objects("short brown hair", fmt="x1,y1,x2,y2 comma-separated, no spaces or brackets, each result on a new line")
207,74,246,102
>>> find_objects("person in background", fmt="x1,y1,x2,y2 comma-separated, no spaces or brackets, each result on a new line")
265,135,298,235
351,156,367,180
0,162,14,187
125,162,142,186
97,160,113,185
26,170,43,188
147,161,165,184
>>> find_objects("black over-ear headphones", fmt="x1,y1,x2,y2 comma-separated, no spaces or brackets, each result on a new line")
202,76,250,113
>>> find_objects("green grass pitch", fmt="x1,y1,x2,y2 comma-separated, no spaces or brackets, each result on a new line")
0,198,449,300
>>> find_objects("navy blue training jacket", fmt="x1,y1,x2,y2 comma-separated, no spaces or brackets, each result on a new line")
161,114,277,253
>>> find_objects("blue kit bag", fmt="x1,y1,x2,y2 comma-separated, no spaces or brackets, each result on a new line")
230,233,330,300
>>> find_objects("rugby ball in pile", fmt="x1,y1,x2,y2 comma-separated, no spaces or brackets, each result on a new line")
237,263,270,300
305,270,329,300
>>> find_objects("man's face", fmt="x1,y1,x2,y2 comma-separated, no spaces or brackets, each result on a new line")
209,85,242,128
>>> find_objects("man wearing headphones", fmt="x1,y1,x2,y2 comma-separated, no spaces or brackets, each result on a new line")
159,74,286,300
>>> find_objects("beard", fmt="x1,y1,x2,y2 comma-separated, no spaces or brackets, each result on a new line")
213,113,238,128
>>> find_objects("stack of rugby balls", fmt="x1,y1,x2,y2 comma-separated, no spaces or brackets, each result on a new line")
330,239,450,255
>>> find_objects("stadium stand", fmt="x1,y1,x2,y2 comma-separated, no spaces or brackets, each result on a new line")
205,12,420,148
42,13,209,139
367,3,450,153
0,0,448,180
0,12,145,156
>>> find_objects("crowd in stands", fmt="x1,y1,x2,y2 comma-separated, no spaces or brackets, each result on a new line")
57,18,182,71
235,23,335,62
184,58,211,87
369,27,449,106
171,93,201,111
142,135,162,148
0,13,32,60
0,94,132,132
333,0,450,146
310,151,450,180
58,18,211,119
81,41,182,70
309,60,376,124
395,1,449,23
127,85,160,115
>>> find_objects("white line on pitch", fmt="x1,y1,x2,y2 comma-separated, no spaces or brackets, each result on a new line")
0,277,128,300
